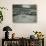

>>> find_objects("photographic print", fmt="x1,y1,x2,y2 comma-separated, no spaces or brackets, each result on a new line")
13,4,37,23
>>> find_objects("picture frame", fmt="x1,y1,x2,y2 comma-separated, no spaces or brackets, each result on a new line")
13,4,37,23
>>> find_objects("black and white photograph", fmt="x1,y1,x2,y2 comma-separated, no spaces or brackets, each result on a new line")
13,4,37,23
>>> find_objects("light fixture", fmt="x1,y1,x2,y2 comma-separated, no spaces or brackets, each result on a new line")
3,26,12,39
